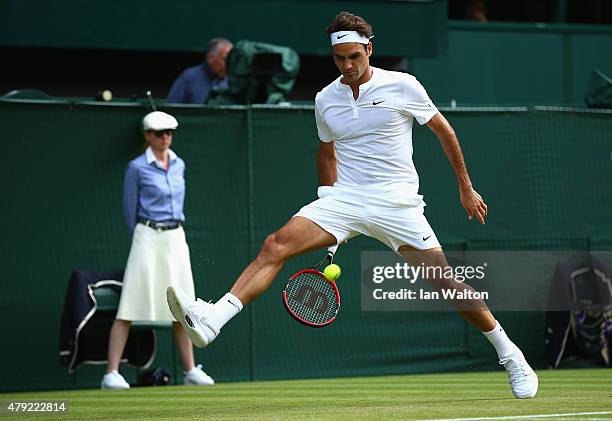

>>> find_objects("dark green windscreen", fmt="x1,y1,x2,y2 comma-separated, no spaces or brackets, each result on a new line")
1,100,610,391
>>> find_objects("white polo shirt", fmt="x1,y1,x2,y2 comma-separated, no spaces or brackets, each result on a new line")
314,67,438,204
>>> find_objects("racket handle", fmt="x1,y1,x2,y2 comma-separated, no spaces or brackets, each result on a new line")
326,245,338,264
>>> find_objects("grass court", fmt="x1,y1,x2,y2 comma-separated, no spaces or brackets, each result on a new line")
1,368,610,420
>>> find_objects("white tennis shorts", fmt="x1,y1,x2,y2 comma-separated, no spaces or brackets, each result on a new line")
294,185,441,252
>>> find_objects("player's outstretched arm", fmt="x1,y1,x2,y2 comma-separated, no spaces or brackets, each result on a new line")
317,140,338,187
426,112,488,224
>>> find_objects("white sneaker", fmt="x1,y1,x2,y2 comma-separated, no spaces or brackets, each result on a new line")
500,347,538,399
166,286,219,348
101,371,130,390
184,364,215,386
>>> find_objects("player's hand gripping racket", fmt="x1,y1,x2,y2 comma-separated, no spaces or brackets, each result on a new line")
282,245,340,328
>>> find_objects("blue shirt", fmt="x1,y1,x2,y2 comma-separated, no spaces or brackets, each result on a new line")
166,62,229,104
123,147,186,235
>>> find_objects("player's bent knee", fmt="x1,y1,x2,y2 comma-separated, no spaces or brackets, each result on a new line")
259,232,291,263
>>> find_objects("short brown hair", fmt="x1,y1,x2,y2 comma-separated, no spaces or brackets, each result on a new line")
325,11,373,39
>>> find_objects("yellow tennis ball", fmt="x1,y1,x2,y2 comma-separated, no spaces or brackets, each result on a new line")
323,264,341,282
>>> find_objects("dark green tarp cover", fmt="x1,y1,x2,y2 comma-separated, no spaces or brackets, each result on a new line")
208,40,300,105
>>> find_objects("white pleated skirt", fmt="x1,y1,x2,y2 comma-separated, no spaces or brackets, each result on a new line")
117,223,195,322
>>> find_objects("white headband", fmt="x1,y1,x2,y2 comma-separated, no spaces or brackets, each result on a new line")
330,31,372,46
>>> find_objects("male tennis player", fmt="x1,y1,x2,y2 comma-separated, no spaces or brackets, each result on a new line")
168,11,538,399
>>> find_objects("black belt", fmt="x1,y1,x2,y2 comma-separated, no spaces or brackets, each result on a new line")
138,218,182,231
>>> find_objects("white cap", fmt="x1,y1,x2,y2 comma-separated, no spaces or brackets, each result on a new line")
330,31,373,46
142,111,178,131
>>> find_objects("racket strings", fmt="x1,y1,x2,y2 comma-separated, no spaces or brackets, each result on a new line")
285,272,338,325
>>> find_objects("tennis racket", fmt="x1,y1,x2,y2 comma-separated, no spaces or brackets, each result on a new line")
282,246,340,328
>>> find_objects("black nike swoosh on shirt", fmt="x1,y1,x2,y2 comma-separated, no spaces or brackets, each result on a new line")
228,300,240,310
423,235,431,241
337,34,349,39
372,100,385,105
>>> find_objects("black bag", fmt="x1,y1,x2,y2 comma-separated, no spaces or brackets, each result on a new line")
138,368,171,386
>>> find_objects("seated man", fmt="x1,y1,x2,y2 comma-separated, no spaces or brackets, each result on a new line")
167,38,233,104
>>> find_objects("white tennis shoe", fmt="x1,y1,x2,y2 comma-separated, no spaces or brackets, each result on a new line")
166,286,219,348
101,370,130,390
184,364,215,386
500,346,539,399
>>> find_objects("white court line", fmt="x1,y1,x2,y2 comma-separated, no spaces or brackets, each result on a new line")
554,418,612,421
418,411,612,421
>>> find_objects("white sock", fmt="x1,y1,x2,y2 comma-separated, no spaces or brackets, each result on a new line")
482,320,516,359
211,292,243,330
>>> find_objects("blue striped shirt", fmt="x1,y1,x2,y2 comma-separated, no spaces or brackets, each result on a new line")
123,147,186,235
